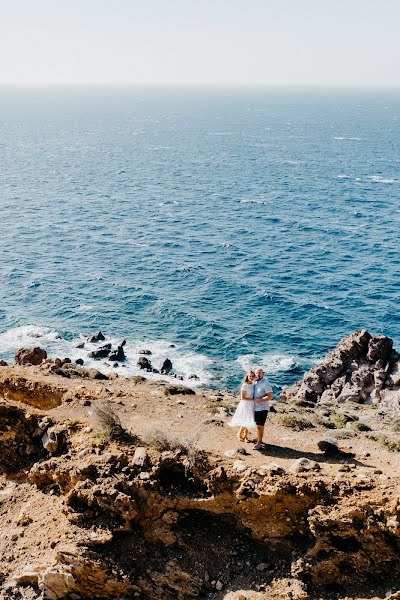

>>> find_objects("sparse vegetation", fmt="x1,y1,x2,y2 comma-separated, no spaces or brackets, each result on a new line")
391,419,400,433
144,428,201,468
368,433,400,452
204,401,234,416
351,421,371,432
330,413,349,429
277,414,313,430
88,401,131,442
163,384,195,396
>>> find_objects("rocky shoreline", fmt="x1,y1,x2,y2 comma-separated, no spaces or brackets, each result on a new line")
0,330,399,600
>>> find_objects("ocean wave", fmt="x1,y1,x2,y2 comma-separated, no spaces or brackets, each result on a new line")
333,136,362,141
367,175,397,184
236,352,298,374
0,326,213,387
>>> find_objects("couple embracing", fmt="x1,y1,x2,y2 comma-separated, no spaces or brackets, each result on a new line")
229,367,273,450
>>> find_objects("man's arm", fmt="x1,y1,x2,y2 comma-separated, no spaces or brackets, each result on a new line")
255,391,272,403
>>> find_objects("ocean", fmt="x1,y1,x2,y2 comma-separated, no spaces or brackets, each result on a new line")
0,86,399,391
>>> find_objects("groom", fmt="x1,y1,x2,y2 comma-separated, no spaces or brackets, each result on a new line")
253,367,273,450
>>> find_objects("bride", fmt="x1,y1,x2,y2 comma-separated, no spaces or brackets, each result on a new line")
228,369,256,442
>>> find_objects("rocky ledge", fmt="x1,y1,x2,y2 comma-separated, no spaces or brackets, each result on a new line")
0,330,399,600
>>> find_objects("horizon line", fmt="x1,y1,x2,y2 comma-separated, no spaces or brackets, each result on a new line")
0,82,400,89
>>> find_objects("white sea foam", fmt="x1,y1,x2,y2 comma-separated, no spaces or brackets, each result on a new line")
367,175,397,184
0,326,213,387
236,352,296,374
333,136,362,141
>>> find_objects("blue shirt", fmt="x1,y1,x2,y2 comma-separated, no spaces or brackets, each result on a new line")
254,377,272,412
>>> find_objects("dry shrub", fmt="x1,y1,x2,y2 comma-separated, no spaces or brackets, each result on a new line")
277,414,313,430
88,401,131,443
144,427,202,468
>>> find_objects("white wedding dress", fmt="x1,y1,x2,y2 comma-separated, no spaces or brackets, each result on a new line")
229,383,256,429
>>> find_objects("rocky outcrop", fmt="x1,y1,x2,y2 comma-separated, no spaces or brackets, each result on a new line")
281,330,400,411
14,347,47,366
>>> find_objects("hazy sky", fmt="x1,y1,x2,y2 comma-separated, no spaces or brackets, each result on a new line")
0,0,399,86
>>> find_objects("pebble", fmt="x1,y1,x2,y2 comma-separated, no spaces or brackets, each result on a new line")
215,580,223,591
232,460,247,473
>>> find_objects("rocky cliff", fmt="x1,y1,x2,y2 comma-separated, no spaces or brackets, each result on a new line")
0,332,399,600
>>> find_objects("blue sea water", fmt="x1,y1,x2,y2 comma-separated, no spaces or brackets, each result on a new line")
0,86,399,390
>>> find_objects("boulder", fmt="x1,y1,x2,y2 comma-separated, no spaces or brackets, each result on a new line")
290,458,320,473
0,360,8,366
138,349,152,355
161,358,173,375
137,357,152,370
15,347,47,366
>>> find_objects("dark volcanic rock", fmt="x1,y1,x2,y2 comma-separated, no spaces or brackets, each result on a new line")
281,330,399,410
160,358,173,375
88,344,112,360
15,347,47,366
137,357,152,370
76,358,84,366
108,344,126,362
0,360,8,366
138,349,152,355
87,331,105,343
367,336,393,362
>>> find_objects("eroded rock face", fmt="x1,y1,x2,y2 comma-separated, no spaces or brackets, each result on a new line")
281,330,400,410
0,403,46,473
14,347,47,366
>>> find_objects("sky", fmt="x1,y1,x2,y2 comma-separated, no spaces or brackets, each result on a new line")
0,0,399,86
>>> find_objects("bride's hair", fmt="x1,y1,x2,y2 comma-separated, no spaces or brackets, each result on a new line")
242,370,255,384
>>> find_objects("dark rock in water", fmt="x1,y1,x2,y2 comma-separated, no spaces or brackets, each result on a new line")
169,344,176,348
138,349,152,355
15,347,47,366
63,357,72,364
152,368,159,374
75,342,85,349
120,339,127,347
189,374,199,380
0,360,8,366
108,344,126,362
75,358,84,366
137,357,152,370
88,344,112,360
161,358,173,375
87,331,105,343
113,362,119,368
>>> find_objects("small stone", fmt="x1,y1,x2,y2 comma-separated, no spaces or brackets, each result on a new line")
215,580,223,591
132,447,147,467
256,562,269,571
233,461,247,472
387,519,399,529
238,595,247,600
290,458,320,473
83,400,91,406
139,472,150,480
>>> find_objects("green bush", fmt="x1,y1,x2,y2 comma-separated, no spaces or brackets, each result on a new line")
277,414,313,430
